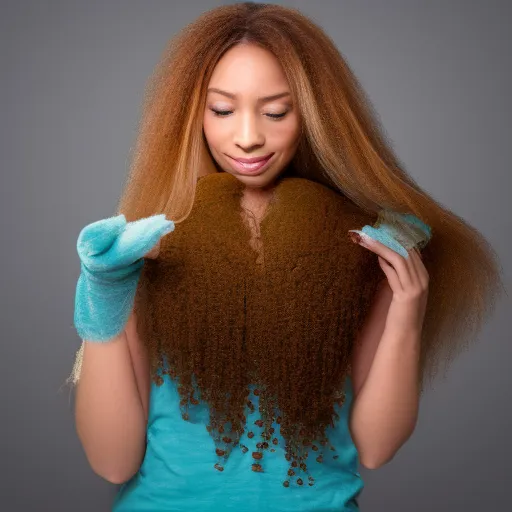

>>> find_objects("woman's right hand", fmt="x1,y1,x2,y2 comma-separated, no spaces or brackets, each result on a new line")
77,214,174,272
74,213,174,342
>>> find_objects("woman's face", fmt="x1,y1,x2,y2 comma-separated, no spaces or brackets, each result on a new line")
203,43,301,190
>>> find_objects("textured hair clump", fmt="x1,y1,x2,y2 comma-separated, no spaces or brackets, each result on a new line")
133,173,383,483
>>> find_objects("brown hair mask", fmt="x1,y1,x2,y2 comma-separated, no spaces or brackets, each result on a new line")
134,171,382,482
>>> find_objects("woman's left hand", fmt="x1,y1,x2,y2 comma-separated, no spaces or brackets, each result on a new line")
351,232,430,334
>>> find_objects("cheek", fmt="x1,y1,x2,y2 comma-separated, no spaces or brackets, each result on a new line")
202,112,212,137
275,124,301,151
272,112,300,145
203,116,222,149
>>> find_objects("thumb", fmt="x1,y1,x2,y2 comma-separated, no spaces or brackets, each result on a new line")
144,239,161,260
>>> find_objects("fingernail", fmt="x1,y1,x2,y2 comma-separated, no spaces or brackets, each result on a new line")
348,229,374,246
348,230,362,244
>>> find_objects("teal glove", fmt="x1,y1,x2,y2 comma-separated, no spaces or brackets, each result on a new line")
350,210,432,258
74,213,174,342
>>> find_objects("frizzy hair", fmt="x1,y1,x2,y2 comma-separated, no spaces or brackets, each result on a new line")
116,1,505,393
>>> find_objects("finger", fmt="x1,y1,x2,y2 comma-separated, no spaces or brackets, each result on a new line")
404,247,422,286
358,225,409,259
355,232,413,290
77,214,126,258
88,215,173,269
118,215,174,261
350,230,400,262
409,247,429,287
378,255,402,292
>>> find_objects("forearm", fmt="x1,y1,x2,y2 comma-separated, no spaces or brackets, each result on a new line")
349,321,421,468
75,332,147,484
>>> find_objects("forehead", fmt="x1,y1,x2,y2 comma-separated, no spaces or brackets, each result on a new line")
208,44,289,94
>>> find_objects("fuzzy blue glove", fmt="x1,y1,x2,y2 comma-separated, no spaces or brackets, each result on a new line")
74,213,175,342
350,210,432,258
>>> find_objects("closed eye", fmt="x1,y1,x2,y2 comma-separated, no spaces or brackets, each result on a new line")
210,108,287,120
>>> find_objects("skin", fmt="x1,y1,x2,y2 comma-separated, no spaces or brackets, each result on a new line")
203,43,302,205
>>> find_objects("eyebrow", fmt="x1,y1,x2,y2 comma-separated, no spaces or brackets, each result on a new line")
207,88,291,102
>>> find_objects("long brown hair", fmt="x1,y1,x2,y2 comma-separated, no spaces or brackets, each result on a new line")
116,2,504,395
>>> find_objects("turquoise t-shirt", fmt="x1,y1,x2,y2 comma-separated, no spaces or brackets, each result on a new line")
112,361,363,511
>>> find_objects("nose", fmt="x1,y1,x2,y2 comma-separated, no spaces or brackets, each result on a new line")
233,111,265,150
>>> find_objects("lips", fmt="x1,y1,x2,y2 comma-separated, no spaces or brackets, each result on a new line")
232,153,274,164
228,153,274,175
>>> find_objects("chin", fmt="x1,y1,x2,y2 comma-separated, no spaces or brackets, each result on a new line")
234,173,281,189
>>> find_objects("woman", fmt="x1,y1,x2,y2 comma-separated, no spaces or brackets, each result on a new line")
68,3,504,511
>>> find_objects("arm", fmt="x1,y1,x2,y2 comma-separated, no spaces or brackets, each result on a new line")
125,310,151,424
75,312,147,484
73,214,172,484
349,279,421,469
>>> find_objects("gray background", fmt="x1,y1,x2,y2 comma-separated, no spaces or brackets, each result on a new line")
2,1,510,510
